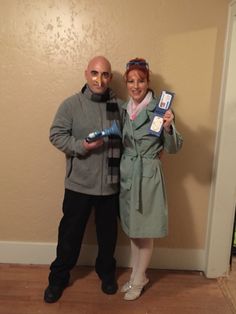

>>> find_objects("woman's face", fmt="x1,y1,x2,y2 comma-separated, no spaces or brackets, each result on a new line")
126,70,149,104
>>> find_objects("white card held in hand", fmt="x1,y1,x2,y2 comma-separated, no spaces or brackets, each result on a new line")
150,116,163,133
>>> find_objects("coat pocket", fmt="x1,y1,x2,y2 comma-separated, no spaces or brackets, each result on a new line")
142,160,156,178
120,155,133,191
120,178,132,190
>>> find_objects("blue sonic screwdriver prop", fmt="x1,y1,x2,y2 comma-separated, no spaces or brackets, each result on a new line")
85,120,122,143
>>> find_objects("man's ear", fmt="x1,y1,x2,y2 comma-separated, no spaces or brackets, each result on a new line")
110,73,113,81
84,70,88,80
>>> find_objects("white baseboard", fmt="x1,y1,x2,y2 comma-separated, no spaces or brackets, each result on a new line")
0,241,205,272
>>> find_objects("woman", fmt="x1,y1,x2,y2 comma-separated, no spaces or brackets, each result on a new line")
119,58,183,301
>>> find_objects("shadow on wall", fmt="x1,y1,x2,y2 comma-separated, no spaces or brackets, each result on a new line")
151,73,214,249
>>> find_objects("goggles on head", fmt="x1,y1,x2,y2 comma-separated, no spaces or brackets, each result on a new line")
126,60,149,70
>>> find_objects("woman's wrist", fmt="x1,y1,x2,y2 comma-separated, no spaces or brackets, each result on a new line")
164,125,173,134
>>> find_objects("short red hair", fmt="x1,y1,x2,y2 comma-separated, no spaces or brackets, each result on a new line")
124,58,150,82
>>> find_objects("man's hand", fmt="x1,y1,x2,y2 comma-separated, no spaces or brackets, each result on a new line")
83,138,104,151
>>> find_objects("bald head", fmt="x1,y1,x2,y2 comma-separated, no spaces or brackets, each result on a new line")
85,56,112,94
87,56,112,72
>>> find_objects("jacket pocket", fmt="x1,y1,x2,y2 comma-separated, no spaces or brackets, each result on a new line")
67,157,74,178
66,156,93,188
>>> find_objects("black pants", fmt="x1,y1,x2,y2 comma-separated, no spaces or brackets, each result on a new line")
48,189,119,287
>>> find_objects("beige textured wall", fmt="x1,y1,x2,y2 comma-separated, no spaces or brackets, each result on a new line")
0,0,228,249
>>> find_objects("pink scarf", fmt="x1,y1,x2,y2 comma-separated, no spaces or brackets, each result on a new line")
127,91,153,120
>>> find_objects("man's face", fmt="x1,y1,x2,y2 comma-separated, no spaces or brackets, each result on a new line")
85,58,112,94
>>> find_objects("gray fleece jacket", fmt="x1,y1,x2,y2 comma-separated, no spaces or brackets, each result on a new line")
49,85,123,195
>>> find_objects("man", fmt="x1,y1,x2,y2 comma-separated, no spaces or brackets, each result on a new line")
44,56,122,303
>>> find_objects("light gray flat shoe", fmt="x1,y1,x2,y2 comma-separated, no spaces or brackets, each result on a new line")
120,280,133,293
124,278,149,301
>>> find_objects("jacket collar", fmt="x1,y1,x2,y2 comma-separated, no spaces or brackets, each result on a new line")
81,84,115,102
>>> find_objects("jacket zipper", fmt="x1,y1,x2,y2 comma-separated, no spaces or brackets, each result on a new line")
99,103,104,194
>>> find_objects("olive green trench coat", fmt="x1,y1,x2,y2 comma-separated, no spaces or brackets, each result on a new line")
119,97,183,238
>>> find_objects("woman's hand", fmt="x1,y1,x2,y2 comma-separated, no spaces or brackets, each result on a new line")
83,138,104,151
163,109,174,133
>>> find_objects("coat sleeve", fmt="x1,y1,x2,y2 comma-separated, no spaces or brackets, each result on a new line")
49,100,88,157
162,122,183,154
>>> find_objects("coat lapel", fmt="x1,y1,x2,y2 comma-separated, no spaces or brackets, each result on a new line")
122,97,158,130
132,98,157,130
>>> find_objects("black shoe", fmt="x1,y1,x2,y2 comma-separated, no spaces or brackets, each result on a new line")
101,279,118,295
44,285,65,303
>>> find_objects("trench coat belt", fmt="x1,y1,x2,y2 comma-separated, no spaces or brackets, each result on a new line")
132,154,143,213
124,152,157,214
